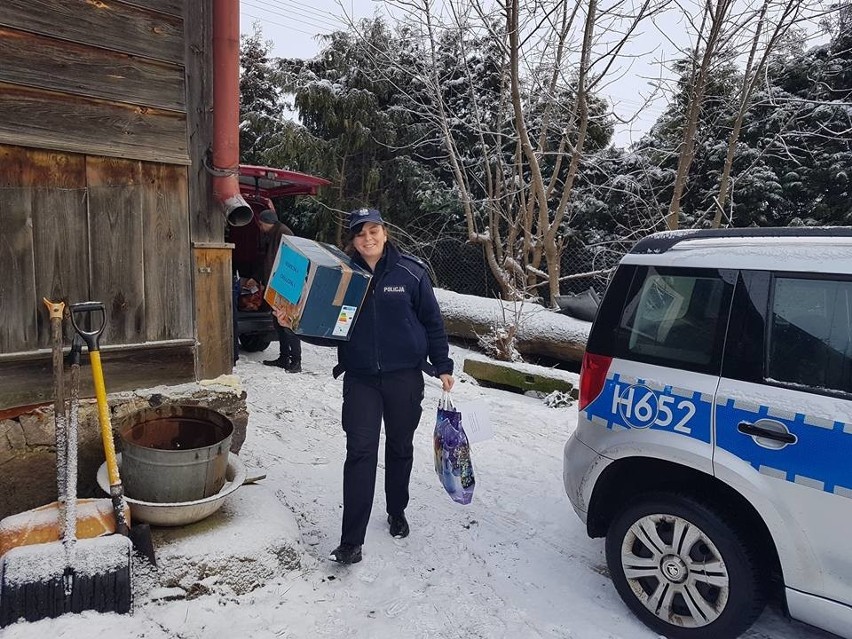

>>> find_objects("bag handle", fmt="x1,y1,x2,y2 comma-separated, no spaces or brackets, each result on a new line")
439,391,455,411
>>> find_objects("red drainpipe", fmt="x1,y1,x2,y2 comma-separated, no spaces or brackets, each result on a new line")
212,0,252,227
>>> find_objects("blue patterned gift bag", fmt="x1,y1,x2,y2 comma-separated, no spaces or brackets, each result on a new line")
433,393,475,504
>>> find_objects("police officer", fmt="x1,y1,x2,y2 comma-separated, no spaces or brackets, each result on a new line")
276,208,454,565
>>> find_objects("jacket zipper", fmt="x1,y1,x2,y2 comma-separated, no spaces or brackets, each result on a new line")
372,271,384,373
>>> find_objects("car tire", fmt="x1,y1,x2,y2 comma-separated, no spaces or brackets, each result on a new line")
605,492,765,639
238,334,272,352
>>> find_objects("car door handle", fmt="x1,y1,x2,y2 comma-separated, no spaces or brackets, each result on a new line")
737,421,797,444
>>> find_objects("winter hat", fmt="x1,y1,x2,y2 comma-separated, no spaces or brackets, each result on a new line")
348,208,384,231
258,209,278,224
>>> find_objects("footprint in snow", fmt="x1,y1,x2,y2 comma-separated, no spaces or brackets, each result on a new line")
357,556,385,584
383,596,410,618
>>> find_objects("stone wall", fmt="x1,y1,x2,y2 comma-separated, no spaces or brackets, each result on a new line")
0,375,248,520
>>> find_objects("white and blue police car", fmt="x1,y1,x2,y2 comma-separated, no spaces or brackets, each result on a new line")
564,227,852,639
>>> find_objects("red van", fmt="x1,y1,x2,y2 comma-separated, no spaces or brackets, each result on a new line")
230,165,329,352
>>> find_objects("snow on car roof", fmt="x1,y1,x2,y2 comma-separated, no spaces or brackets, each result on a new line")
624,229,852,274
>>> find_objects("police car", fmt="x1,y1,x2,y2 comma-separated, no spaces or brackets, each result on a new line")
563,227,852,639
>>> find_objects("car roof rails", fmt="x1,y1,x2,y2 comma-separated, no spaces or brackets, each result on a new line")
631,226,852,255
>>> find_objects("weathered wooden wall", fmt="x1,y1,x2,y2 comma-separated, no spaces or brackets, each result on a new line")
0,145,196,406
0,0,189,164
0,0,234,409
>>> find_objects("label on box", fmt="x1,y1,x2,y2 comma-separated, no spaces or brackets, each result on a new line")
270,245,310,304
332,305,358,337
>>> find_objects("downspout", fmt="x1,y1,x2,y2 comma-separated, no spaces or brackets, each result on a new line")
211,0,252,227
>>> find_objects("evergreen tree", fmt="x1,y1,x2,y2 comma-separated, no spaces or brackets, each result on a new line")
268,19,457,243
239,26,286,166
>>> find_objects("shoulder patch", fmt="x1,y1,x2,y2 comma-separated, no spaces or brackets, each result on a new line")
400,254,427,268
395,254,425,283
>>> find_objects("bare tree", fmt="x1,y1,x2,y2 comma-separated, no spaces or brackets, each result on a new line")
665,0,739,229
711,0,834,227
370,0,664,303
663,0,830,230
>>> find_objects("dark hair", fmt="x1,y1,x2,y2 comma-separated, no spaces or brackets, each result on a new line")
343,225,392,258
258,209,278,224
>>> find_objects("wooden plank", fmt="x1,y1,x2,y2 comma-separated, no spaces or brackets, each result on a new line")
0,84,189,165
20,149,92,348
141,163,193,341
0,147,38,353
0,341,196,409
122,0,185,18
193,246,234,380
0,0,184,65
0,28,186,112
86,157,146,346
184,0,218,244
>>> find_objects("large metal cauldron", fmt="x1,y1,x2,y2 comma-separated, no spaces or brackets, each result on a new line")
117,405,233,503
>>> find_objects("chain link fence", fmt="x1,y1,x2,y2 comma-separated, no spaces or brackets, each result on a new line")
398,234,626,304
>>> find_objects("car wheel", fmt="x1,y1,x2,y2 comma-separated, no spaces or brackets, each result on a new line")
605,492,765,639
238,334,272,352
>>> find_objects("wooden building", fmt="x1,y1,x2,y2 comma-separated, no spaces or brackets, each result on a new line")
0,0,237,410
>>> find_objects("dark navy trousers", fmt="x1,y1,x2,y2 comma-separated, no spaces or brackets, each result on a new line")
340,368,425,546
273,320,302,363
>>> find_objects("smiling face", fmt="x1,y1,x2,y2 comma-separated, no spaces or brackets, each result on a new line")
352,222,387,267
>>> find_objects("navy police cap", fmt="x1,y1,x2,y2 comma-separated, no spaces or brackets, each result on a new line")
348,207,385,231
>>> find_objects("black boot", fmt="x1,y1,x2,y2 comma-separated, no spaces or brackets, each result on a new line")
262,357,288,368
285,359,301,373
329,543,362,564
388,513,409,539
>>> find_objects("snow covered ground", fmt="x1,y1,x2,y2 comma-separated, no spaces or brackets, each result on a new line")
3,342,837,638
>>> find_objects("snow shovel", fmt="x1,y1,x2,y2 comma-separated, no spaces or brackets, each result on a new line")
69,301,156,566
0,301,131,558
0,301,132,627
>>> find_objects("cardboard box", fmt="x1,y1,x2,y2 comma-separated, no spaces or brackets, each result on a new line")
263,236,371,340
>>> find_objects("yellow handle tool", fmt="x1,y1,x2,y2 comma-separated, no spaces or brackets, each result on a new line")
88,349,121,487
69,301,156,564
69,302,127,534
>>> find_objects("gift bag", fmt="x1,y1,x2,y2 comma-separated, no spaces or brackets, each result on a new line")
433,393,475,504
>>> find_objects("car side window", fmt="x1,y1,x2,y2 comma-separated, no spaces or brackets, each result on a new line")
768,277,852,394
614,267,732,373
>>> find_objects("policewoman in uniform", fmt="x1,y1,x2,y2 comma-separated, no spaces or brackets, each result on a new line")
278,208,454,565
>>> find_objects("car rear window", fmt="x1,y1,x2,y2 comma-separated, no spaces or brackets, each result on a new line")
624,270,729,366
768,277,852,394
589,266,733,374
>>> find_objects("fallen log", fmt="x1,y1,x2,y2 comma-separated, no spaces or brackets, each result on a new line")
462,356,579,397
436,289,590,364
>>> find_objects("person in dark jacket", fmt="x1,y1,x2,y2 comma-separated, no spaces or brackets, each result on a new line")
258,209,302,372
274,208,454,565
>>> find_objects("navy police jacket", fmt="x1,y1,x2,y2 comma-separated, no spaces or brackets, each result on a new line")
333,242,453,378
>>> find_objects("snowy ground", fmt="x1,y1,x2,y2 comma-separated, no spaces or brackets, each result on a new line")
3,342,837,638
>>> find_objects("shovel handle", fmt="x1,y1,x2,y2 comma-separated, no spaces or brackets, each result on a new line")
43,298,65,322
69,302,121,487
43,298,67,529
69,301,106,352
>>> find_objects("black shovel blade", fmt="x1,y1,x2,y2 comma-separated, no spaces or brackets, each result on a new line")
130,523,157,567
0,536,132,627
